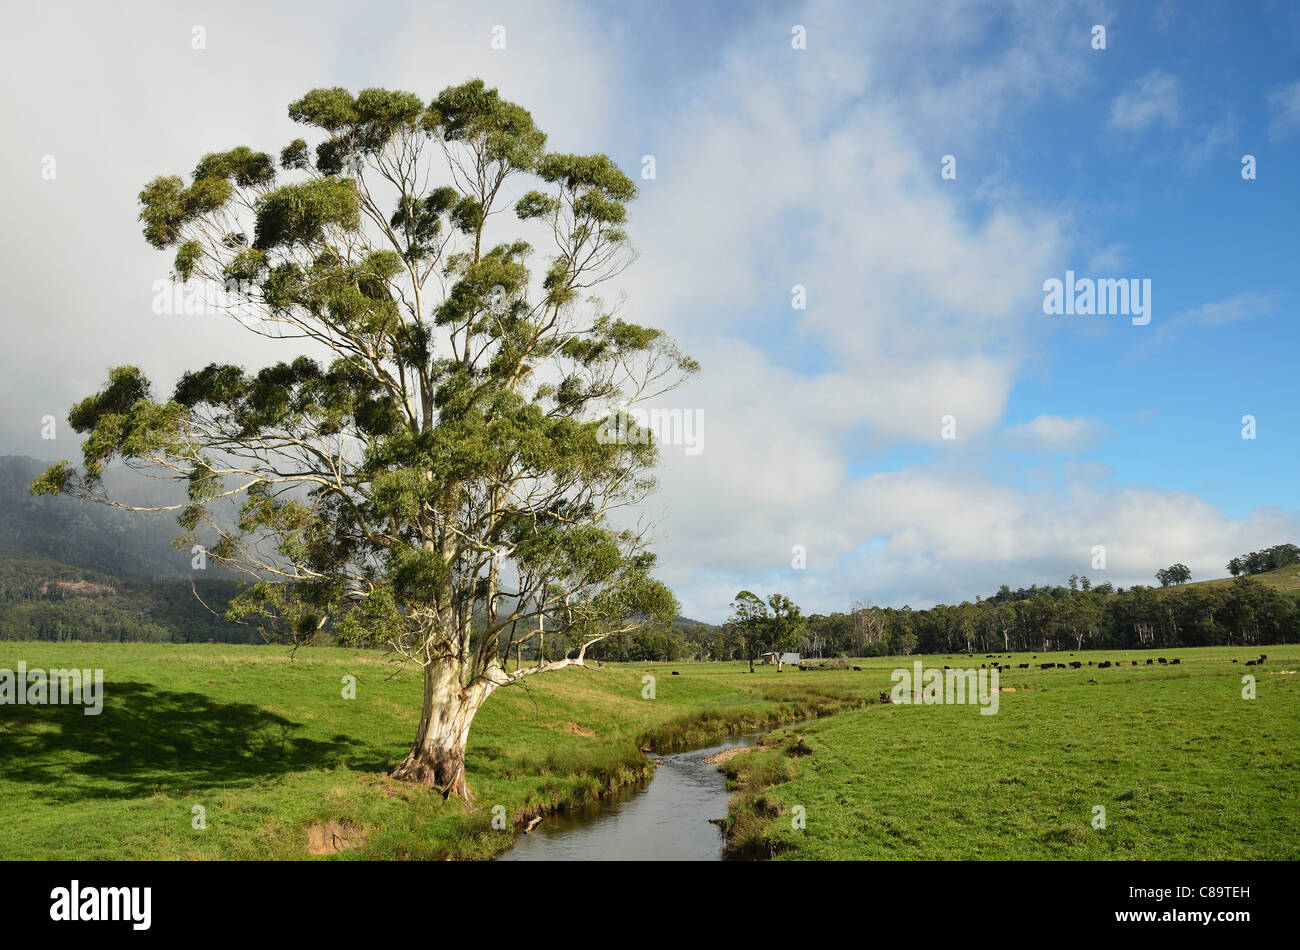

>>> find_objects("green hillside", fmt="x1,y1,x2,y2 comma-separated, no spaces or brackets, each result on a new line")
1174,563,1300,596
0,549,255,644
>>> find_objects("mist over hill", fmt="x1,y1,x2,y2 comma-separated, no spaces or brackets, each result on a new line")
0,455,227,580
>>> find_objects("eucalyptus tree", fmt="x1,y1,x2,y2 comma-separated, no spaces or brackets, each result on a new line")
727,591,805,670
33,81,695,800
729,590,769,673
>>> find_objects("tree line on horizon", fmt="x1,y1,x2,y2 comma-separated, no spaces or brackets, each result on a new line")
4,545,1298,659
594,543,1300,661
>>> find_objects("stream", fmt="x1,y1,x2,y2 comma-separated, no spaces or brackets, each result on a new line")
498,730,763,861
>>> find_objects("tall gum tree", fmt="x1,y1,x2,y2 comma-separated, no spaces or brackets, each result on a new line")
33,81,696,800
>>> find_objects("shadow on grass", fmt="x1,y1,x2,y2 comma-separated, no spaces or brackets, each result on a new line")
0,680,389,800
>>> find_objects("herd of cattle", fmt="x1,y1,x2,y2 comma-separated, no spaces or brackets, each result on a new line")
932,653,1270,671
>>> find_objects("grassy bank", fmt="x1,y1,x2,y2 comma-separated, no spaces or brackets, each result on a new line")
0,643,864,859
721,645,1300,859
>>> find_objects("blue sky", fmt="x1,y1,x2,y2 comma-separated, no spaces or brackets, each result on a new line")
1,0,1296,620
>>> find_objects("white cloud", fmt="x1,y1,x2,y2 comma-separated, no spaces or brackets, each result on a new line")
1267,80,1300,140
1,0,1292,626
1183,113,1238,167
1136,290,1278,354
1088,242,1128,272
1108,70,1180,131
1003,415,1109,453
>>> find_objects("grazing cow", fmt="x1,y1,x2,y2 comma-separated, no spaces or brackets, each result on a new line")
1259,655,1268,661
853,666,862,671
1131,661,1137,666
1170,659,1180,665
1019,663,1029,669
1070,661,1082,669
1088,661,1094,666
1158,657,1168,664
671,671,680,675
1098,661,1111,669
1040,663,1053,669
1233,659,1239,663
1245,660,1257,666
1146,658,1154,665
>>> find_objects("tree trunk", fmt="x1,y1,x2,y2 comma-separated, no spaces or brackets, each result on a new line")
391,658,483,801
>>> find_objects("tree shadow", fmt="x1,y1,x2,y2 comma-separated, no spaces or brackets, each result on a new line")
0,680,388,801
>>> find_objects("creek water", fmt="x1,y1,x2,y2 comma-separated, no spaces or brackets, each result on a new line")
497,731,762,861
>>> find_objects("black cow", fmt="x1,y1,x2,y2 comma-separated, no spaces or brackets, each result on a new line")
1146,658,1153,665
1170,659,1181,666
1070,661,1082,669
1158,657,1168,664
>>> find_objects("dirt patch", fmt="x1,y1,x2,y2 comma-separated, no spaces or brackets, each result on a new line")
999,687,1018,692
540,721,596,737
307,820,367,855
702,744,769,765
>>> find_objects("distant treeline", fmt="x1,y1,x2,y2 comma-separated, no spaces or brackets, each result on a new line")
5,539,1299,658
1228,543,1299,578
0,551,257,644
593,545,1300,661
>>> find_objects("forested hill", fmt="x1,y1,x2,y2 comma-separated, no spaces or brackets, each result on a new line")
0,549,254,644
0,455,230,580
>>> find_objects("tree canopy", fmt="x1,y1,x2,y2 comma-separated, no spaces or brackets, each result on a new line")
34,80,696,798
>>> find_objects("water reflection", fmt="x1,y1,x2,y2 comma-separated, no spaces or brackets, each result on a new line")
499,733,757,861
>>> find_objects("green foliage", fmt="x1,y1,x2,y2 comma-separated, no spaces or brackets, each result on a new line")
428,79,547,169
252,177,360,251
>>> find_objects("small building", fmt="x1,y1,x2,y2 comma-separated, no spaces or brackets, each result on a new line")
760,652,802,666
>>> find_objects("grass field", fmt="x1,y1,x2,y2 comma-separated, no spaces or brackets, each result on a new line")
0,642,861,859
722,646,1300,860
0,642,1296,860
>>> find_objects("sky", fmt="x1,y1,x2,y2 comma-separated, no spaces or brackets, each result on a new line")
1,0,1297,622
